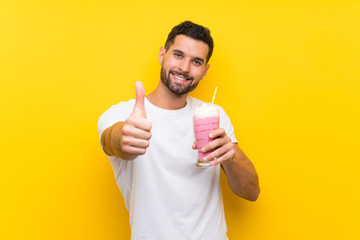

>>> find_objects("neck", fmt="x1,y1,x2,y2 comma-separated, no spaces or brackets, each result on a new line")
147,81,188,110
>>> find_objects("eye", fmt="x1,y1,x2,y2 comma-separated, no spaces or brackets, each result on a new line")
193,60,202,66
174,53,182,58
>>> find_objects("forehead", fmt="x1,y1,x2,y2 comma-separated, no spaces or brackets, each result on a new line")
168,34,209,60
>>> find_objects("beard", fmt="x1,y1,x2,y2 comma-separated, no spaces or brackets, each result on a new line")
160,66,200,96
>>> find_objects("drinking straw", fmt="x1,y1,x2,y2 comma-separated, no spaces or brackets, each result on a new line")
211,87,218,105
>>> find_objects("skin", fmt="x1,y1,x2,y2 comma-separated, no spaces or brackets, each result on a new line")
101,34,260,201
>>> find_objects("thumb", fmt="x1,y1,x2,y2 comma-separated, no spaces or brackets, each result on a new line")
192,141,197,149
133,81,146,117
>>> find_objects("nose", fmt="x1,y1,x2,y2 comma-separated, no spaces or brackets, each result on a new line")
178,59,190,73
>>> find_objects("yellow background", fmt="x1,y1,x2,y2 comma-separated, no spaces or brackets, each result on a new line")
1,0,359,239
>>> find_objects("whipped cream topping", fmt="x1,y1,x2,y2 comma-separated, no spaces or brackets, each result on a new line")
194,103,218,118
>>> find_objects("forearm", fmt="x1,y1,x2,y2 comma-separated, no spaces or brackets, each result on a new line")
100,122,136,160
221,144,260,201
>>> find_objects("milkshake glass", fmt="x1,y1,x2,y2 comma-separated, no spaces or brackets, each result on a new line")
193,103,219,167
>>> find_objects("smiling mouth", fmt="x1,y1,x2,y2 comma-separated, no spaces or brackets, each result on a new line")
170,71,193,81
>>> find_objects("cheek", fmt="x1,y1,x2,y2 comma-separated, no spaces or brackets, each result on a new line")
164,56,178,66
193,68,206,78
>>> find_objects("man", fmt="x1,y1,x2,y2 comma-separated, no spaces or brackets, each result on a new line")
97,21,260,240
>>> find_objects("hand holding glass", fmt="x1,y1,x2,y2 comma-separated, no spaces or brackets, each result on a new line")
193,104,219,167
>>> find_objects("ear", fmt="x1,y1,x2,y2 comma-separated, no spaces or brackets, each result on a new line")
200,64,210,80
158,47,166,65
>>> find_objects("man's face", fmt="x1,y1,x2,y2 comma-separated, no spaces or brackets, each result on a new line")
159,34,210,95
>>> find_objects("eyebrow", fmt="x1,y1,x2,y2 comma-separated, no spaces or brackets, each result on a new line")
172,49,205,64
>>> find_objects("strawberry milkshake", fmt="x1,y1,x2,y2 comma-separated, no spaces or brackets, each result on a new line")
193,103,219,167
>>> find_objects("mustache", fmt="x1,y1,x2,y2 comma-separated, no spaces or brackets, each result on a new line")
170,71,194,81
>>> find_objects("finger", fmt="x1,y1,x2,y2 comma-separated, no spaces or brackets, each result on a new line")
121,144,147,155
133,81,146,117
201,136,230,153
210,149,235,166
126,115,152,131
203,141,232,162
122,123,152,139
122,135,150,148
209,128,226,139
192,141,197,149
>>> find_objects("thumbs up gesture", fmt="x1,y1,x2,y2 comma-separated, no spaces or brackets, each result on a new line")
133,81,147,118
121,81,152,157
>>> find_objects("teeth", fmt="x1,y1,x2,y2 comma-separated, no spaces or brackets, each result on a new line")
173,73,186,81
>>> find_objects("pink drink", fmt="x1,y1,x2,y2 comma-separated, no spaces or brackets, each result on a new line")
193,104,219,167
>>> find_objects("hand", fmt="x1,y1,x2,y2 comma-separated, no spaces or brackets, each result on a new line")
121,81,152,156
192,128,235,166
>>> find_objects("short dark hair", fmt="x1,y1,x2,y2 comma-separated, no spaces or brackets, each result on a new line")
164,21,214,63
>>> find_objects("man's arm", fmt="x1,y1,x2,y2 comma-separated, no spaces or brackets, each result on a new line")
220,144,260,201
195,129,260,201
100,82,152,160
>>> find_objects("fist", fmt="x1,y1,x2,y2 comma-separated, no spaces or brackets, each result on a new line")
121,81,152,156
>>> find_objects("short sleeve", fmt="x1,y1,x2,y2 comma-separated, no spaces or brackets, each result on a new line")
97,99,135,146
217,106,238,144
